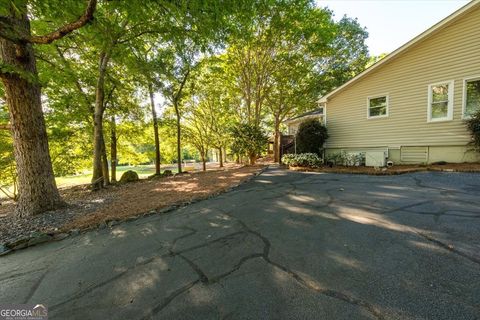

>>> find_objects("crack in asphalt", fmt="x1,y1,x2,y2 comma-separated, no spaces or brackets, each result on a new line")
23,269,49,304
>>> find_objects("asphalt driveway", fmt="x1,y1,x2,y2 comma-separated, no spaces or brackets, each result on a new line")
1,167,479,319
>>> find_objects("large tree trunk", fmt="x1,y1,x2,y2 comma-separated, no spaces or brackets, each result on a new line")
91,51,110,189
273,116,281,163
110,117,117,182
0,10,63,216
174,102,182,174
149,84,161,175
218,148,223,168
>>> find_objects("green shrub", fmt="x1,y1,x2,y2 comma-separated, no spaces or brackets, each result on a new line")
230,123,268,165
295,119,329,155
466,110,480,149
325,151,364,167
282,153,323,168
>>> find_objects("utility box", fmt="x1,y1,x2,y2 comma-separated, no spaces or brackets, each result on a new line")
366,151,386,167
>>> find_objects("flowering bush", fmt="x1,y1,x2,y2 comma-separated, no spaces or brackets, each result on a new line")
281,153,323,168
325,151,364,167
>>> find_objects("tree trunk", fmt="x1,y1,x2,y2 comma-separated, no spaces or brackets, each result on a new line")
110,117,117,182
0,10,63,216
101,134,109,186
249,154,256,165
149,84,161,175
218,148,223,168
274,116,281,163
223,147,227,164
174,101,182,174
201,153,206,171
91,50,110,190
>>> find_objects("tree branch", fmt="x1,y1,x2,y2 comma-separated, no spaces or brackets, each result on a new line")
28,0,97,44
0,124,11,130
174,69,191,103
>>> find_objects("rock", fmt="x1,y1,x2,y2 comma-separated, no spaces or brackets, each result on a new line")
163,170,173,176
53,233,69,241
8,237,29,250
70,229,80,236
27,232,52,246
159,206,174,214
148,173,162,180
107,220,119,228
119,170,139,183
98,221,107,229
0,244,11,256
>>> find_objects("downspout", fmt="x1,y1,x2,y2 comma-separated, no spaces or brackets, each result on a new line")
322,101,327,160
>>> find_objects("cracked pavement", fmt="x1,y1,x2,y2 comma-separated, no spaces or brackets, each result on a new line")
1,167,480,319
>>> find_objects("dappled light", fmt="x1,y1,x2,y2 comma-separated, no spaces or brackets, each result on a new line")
1,168,479,319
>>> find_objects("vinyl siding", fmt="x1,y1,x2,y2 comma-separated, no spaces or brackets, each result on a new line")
325,4,480,149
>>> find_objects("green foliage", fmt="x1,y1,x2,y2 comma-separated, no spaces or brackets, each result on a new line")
326,151,365,167
281,153,323,168
466,110,480,149
320,17,370,93
230,123,268,164
295,119,329,155
0,100,16,200
0,0,371,189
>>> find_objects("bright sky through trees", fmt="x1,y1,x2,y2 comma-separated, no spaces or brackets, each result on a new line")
318,0,470,56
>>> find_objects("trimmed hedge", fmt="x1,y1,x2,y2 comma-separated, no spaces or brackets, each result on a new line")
282,153,323,168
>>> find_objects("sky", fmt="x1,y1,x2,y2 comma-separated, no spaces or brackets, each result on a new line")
316,0,471,56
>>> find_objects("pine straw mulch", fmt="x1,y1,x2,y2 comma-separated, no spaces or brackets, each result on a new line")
0,165,265,245
289,162,480,175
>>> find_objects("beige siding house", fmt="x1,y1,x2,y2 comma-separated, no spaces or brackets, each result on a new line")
316,0,480,165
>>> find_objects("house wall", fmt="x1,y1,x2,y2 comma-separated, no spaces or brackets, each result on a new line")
324,4,480,164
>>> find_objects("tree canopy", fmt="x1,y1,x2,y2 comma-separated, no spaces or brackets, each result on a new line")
0,0,371,216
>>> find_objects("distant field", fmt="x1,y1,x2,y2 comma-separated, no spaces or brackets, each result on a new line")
1,162,216,199
55,165,179,188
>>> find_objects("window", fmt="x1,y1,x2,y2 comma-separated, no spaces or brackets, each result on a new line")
367,95,388,118
428,81,454,122
463,77,480,118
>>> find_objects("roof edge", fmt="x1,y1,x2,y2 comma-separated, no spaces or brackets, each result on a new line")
318,0,480,103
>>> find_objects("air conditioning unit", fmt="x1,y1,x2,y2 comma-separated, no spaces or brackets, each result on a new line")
365,151,386,167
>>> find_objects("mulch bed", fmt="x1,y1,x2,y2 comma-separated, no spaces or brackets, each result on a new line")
0,165,265,249
289,163,480,175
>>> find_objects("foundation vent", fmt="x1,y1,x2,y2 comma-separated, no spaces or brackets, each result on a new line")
400,146,428,163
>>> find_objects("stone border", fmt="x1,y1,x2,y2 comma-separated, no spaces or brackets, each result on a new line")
289,165,480,176
0,166,269,257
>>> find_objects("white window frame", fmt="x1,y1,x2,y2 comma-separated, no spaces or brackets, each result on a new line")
367,94,389,119
462,75,480,119
427,80,454,123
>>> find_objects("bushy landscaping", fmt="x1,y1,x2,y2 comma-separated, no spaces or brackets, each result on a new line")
295,119,329,155
325,151,365,167
466,110,480,149
281,153,323,168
